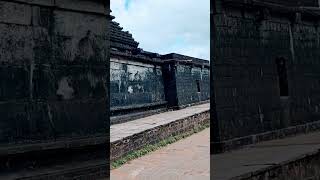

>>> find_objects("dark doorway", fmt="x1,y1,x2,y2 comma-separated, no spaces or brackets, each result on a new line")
196,80,201,93
275,57,289,96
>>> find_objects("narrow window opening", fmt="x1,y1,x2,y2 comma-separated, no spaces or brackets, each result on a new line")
276,57,289,97
196,80,201,93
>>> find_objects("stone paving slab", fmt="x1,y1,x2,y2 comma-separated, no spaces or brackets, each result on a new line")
212,131,320,179
110,103,210,142
0,136,107,156
111,128,210,180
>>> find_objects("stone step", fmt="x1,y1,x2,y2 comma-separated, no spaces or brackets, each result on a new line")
0,159,108,180
0,143,108,179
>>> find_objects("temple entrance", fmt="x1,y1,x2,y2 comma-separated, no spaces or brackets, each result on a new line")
275,57,289,97
276,57,290,128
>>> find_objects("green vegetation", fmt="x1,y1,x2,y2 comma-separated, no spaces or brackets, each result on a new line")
111,123,210,169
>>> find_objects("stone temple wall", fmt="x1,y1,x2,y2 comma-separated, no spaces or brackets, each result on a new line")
162,61,210,108
110,53,210,117
212,0,320,143
175,64,210,106
0,0,109,145
110,58,166,109
263,0,319,7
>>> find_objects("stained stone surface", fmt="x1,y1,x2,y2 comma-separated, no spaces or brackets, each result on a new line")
110,58,166,108
0,0,109,147
212,0,320,144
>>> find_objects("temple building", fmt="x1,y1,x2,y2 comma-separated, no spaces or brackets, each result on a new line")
110,18,210,124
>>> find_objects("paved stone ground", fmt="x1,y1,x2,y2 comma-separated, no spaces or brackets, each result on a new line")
110,128,210,180
110,103,209,143
212,131,320,179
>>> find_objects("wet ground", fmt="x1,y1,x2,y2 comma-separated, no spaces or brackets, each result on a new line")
110,128,210,180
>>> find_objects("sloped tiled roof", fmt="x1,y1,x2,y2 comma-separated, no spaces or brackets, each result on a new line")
110,21,139,51
110,20,210,66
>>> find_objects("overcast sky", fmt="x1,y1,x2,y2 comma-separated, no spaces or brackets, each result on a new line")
111,0,210,60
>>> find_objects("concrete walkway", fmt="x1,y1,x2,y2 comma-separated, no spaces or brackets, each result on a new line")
110,103,209,142
111,128,210,180
212,131,320,179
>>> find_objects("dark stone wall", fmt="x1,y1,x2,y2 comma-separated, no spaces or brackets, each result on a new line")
222,0,319,7
110,57,210,114
0,0,109,145
262,0,318,7
162,62,210,108
289,22,320,125
212,0,320,142
175,64,210,106
110,59,166,108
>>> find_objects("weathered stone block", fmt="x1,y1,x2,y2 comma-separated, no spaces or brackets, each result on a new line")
0,2,32,25
0,0,109,149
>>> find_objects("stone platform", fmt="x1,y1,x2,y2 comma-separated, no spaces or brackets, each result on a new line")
212,130,320,179
110,103,210,162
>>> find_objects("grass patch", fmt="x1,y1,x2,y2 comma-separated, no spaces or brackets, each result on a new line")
111,123,210,169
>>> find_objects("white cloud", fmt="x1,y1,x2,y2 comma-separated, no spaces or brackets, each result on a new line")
111,0,210,60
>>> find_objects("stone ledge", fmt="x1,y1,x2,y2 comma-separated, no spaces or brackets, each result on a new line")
110,110,210,162
177,100,210,110
221,0,320,20
0,0,110,16
213,120,320,154
111,101,167,112
0,159,108,180
0,135,107,156
111,108,167,125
